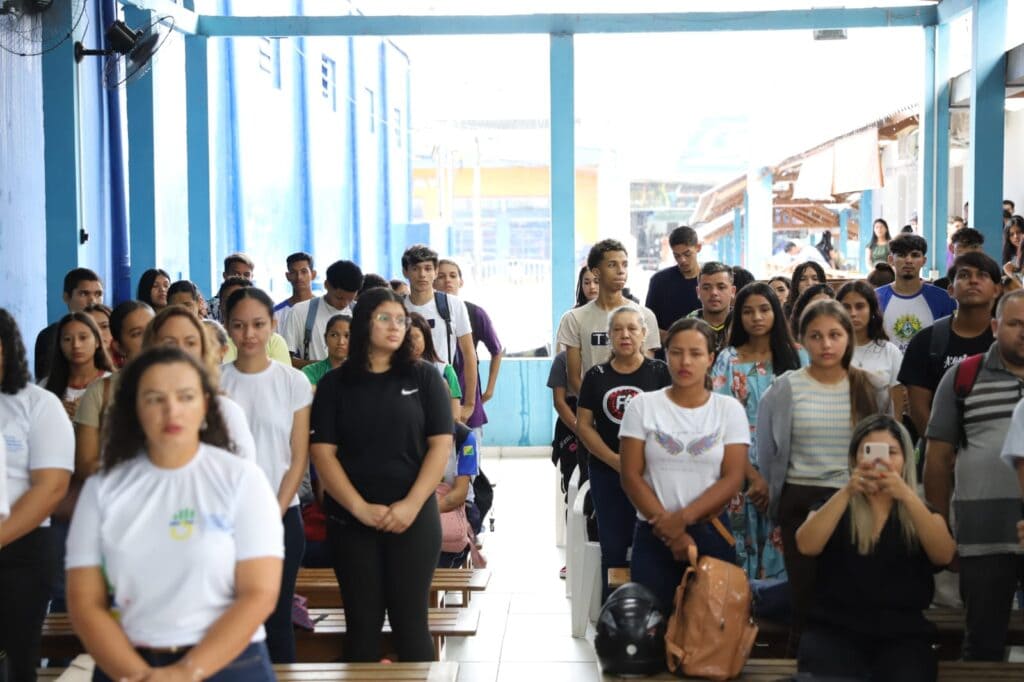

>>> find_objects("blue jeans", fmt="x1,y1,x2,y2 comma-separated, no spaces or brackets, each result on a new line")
630,512,736,613
266,506,305,663
587,458,636,602
92,642,274,681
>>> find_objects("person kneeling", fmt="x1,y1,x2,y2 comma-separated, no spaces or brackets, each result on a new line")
795,415,955,682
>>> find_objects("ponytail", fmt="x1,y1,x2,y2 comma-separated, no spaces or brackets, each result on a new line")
847,366,879,424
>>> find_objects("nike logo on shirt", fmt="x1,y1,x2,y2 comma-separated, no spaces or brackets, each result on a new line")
402,388,419,395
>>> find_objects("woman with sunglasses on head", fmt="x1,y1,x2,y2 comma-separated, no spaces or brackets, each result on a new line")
310,287,453,661
710,283,805,581
220,287,312,664
67,347,283,682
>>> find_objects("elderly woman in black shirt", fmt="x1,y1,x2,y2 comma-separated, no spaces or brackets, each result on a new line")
309,287,453,662
795,414,955,682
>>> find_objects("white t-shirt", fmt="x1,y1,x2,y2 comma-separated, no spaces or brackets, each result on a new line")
280,296,349,362
556,301,661,381
66,444,283,648
0,434,8,521
216,395,256,463
220,362,313,507
405,293,473,365
0,384,74,528
619,390,749,521
1000,400,1024,470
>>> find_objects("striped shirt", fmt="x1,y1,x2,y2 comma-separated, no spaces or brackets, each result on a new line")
927,343,1024,557
786,368,853,488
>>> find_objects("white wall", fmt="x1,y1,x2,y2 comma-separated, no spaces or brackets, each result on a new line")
1004,109,1024,212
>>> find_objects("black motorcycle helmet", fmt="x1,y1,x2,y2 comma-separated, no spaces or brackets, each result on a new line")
594,582,667,676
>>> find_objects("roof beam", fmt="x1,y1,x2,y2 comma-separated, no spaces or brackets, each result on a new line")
195,7,937,38
937,0,971,25
119,0,198,34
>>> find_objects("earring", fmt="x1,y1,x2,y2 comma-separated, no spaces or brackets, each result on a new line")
200,419,208,432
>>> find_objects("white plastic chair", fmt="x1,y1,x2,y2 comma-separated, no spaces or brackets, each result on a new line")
570,480,602,638
563,467,581,597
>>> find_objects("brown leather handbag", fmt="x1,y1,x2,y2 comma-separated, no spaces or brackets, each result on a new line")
664,544,758,680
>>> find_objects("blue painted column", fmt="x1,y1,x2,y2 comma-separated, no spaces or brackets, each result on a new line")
550,34,575,347
41,0,81,321
968,0,1007,257
745,168,773,279
933,21,952,275
859,190,874,271
125,6,158,285
920,25,938,272
720,232,732,264
184,0,213,295
732,207,743,267
839,209,849,264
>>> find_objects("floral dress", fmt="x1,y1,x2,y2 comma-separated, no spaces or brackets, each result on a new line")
710,347,806,579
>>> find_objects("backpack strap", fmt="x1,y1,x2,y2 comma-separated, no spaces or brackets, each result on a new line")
302,297,321,361
434,291,454,363
953,353,984,449
928,316,952,368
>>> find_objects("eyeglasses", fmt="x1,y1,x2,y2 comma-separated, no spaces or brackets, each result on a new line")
374,313,412,328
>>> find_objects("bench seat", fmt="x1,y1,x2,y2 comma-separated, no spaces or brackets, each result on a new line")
601,658,1024,680
297,568,490,608
38,661,459,681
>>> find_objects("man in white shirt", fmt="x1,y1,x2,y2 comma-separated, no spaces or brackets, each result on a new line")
281,260,363,367
273,252,317,330
402,244,478,422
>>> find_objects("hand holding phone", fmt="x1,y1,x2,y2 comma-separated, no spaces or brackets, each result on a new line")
863,442,891,469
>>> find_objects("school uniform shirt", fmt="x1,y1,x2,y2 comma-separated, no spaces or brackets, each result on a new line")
1000,399,1024,470
273,299,295,331
897,320,994,395
310,360,453,522
405,293,473,367
0,434,8,521
220,362,313,508
0,384,74,527
618,390,749,521
852,340,903,414
556,300,661,383
875,283,956,352
577,359,671,476
216,395,257,463
444,428,479,504
280,296,350,362
65,444,283,648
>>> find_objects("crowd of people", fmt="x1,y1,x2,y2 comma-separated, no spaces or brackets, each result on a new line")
0,245,502,680
2,205,1024,680
551,215,1024,679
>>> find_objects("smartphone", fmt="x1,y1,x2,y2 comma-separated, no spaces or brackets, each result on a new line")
863,442,891,467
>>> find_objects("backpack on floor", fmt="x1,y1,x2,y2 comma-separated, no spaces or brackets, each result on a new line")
664,545,758,680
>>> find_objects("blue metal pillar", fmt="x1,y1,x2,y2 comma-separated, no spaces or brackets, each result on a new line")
968,0,1006,257
745,168,773,279
41,0,81,321
733,207,743,266
125,6,158,285
184,0,213,295
859,190,874,271
550,34,575,347
720,232,732,264
933,21,951,276
920,25,938,272
839,209,849,264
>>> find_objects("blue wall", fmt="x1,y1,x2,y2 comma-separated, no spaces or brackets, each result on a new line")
478,358,555,447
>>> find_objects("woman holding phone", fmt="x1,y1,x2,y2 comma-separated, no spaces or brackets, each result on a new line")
795,415,954,681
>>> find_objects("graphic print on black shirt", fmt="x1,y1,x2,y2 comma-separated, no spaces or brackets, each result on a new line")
898,325,995,394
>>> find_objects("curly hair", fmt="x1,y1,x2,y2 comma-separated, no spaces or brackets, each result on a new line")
786,261,828,315
0,308,31,394
340,287,416,379
101,346,233,471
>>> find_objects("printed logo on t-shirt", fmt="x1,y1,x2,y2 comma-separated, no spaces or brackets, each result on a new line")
462,445,473,457
943,353,968,370
602,386,642,425
892,313,924,345
653,428,721,457
169,508,197,541
590,331,610,347
401,388,419,396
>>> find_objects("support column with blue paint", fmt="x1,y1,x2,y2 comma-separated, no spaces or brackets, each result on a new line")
745,168,773,279
920,24,939,273
859,190,874,271
550,34,575,348
185,0,213,295
968,0,1007,256
125,6,159,287
933,21,952,274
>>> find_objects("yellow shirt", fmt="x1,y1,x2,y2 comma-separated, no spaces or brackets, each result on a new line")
223,332,292,365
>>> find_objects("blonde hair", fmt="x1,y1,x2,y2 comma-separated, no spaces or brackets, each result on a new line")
846,415,920,555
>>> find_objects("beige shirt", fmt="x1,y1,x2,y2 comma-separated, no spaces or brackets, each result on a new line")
555,300,660,383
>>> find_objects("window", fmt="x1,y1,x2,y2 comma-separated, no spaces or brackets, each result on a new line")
321,55,337,111
365,88,375,133
257,37,281,89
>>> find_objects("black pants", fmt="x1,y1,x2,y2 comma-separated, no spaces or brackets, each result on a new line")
265,506,305,663
328,496,441,662
798,624,936,682
0,526,55,682
959,552,1024,661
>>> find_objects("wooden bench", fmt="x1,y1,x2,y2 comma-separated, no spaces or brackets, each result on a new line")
38,661,459,681
602,659,1024,680
297,568,490,608
41,608,479,663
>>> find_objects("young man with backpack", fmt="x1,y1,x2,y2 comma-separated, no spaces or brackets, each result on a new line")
402,244,478,423
923,288,1024,661
281,260,363,368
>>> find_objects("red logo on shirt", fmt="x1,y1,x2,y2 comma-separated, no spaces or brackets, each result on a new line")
602,386,641,425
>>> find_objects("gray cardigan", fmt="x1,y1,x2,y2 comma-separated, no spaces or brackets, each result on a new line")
755,370,795,522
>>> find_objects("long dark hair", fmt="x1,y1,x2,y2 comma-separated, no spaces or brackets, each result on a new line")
408,312,441,363
45,312,113,398
836,280,889,344
664,318,716,390
340,287,416,378
224,286,275,322
798,300,879,424
786,261,828,315
790,283,836,340
1003,215,1024,267
136,268,171,308
727,283,801,376
110,301,153,344
101,346,232,471
868,218,891,249
0,308,31,393
575,265,594,308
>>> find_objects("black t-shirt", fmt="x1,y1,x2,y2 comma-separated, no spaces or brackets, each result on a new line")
310,360,453,520
577,358,671,474
644,266,700,332
897,322,995,394
810,505,940,638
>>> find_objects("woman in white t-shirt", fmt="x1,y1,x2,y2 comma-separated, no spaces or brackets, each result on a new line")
619,318,750,610
838,280,905,418
67,346,283,681
0,308,75,680
220,287,312,664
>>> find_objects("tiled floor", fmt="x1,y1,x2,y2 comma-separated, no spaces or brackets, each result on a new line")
444,456,603,682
